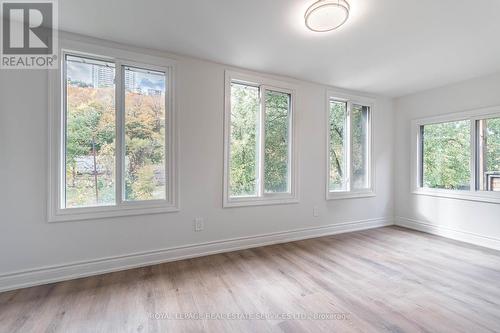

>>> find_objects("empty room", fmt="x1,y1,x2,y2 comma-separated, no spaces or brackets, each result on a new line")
1,0,500,332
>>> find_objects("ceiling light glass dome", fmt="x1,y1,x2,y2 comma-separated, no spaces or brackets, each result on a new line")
305,0,350,32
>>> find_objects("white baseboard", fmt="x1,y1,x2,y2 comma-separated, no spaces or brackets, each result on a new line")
395,216,500,251
0,217,392,293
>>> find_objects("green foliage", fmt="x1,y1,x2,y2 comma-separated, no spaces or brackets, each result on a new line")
66,103,114,161
229,84,291,196
351,105,369,189
131,165,156,199
264,90,289,193
229,84,258,196
483,118,500,172
65,86,116,207
479,117,500,190
422,120,471,190
329,101,346,190
124,92,166,201
423,118,500,191
65,82,166,206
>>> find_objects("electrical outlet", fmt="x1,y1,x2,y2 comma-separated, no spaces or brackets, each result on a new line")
313,206,320,217
194,217,204,232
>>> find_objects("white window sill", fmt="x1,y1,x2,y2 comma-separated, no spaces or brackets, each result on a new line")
223,196,299,208
413,188,500,204
327,191,376,200
48,203,179,223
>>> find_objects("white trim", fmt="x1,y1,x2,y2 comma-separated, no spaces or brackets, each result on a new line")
410,105,500,205
47,37,179,222
0,217,393,292
412,188,500,204
327,191,376,200
395,216,500,251
326,90,376,200
223,196,300,208
223,70,299,208
325,90,375,106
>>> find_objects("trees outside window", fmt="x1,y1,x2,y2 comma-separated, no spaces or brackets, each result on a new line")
413,109,500,203
477,117,500,191
229,83,259,197
224,72,296,207
264,90,290,194
124,66,166,201
65,56,116,207
51,49,177,222
329,101,347,191
420,120,471,190
328,95,373,199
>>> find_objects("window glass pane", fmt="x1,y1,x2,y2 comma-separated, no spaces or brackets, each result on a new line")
65,55,116,208
229,82,259,197
124,67,166,201
329,100,348,191
264,90,290,193
351,104,370,190
422,120,471,190
478,117,500,191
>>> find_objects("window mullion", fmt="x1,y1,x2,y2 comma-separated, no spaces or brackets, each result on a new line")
258,87,266,197
366,109,372,189
287,93,292,193
347,102,352,192
471,118,478,192
418,125,424,188
61,52,69,209
115,61,124,206
165,68,171,203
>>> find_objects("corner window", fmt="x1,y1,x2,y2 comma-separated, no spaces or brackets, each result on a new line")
327,93,374,199
224,71,297,207
49,45,177,222
413,108,500,203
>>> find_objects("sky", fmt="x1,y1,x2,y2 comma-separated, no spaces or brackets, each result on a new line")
67,60,166,92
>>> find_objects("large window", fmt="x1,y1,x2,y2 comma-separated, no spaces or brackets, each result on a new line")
327,93,374,199
413,108,500,203
224,71,296,207
49,45,177,222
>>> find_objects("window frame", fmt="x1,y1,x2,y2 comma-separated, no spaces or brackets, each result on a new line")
48,39,178,222
411,105,500,204
223,70,298,208
326,90,375,200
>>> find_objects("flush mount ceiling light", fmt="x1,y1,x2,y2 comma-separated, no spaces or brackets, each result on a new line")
305,0,350,32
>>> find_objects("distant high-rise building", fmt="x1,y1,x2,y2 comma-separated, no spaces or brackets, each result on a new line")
92,65,114,88
124,70,137,92
147,88,163,96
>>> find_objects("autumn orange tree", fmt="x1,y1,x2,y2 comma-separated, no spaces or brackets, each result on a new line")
66,83,165,207
124,91,165,200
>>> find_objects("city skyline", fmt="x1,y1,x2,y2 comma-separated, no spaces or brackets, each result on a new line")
67,59,166,95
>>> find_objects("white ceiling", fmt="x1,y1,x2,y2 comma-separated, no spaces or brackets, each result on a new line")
59,0,500,97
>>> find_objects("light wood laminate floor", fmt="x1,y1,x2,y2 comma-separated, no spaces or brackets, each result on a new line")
1,226,500,333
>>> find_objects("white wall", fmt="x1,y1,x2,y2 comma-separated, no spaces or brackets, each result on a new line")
0,33,394,290
394,72,500,250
